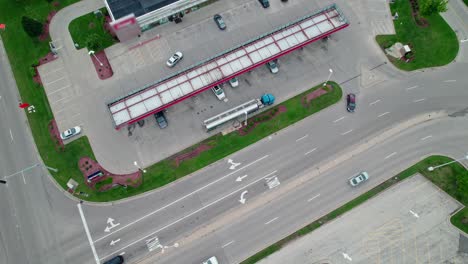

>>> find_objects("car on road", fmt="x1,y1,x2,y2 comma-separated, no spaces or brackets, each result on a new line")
266,60,279,74
203,256,218,264
258,0,270,8
347,93,356,112
154,111,168,129
60,126,81,140
349,172,369,187
213,14,226,30
166,51,183,67
212,85,226,100
103,255,124,264
229,77,239,88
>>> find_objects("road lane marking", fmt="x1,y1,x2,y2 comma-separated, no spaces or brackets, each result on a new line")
222,240,235,248
420,135,432,141
409,210,419,218
264,217,279,225
341,129,353,136
378,112,390,118
95,155,269,243
296,134,308,142
21,171,26,184
413,98,425,103
100,170,277,260
77,203,100,264
307,194,321,202
304,148,317,156
333,116,345,123
342,252,353,261
369,99,381,106
406,85,418,90
384,152,397,160
9,129,13,142
443,80,456,83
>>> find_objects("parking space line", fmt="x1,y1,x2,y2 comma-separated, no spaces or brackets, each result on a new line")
443,80,456,83
221,240,235,248
369,99,381,106
44,76,66,85
307,194,320,202
378,112,390,118
47,84,71,96
40,66,64,77
341,129,353,135
53,95,73,103
264,217,278,225
304,148,317,156
413,98,425,103
406,85,418,91
296,134,308,142
333,116,345,123
420,135,432,141
384,152,397,160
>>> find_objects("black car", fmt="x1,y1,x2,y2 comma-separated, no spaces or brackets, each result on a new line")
347,93,356,112
213,14,226,30
154,111,168,128
103,255,124,264
258,0,270,8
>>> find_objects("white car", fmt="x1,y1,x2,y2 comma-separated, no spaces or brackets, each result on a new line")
60,126,81,140
211,85,226,100
266,60,279,74
202,256,218,264
228,77,239,88
349,172,369,187
166,51,183,67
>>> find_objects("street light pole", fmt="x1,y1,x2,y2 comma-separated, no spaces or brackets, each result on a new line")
323,68,333,86
428,153,468,171
88,50,104,66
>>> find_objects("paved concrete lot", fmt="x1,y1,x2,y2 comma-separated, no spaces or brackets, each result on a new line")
38,0,396,173
258,174,468,264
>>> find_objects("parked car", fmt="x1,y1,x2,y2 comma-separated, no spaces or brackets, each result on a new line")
258,0,270,8
154,111,168,129
347,93,356,112
213,14,226,30
103,255,124,264
266,60,279,74
349,172,369,187
60,126,81,140
211,85,226,100
229,77,239,88
166,51,183,67
202,256,218,264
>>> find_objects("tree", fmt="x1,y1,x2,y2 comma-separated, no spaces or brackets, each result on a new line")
456,174,468,204
419,0,448,16
21,16,43,37
85,33,102,51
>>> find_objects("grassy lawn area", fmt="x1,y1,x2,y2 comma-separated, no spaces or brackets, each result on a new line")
241,155,468,263
68,8,116,51
375,0,458,71
89,82,343,201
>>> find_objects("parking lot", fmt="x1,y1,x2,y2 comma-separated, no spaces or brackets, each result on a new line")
258,174,468,264
38,0,395,173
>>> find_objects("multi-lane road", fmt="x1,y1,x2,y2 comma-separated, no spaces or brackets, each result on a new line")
1,1,468,264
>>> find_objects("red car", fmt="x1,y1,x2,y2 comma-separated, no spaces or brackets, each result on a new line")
347,93,356,112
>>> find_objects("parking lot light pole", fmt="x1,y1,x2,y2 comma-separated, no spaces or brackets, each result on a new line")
428,153,468,171
88,50,103,66
323,68,333,86
133,161,147,173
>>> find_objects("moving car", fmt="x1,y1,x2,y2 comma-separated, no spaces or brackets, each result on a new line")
103,255,124,264
228,77,239,88
203,256,218,264
213,14,226,30
60,126,81,140
166,51,183,67
347,93,356,112
266,60,279,74
258,0,270,8
154,111,168,129
349,172,369,187
211,85,226,100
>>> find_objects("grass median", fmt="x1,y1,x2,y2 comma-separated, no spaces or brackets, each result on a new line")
375,0,458,71
241,155,468,263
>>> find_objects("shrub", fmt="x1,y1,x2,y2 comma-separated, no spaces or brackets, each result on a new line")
21,16,43,37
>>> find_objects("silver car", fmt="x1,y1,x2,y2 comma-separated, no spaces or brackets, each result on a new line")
60,126,81,140
349,172,369,186
166,51,183,67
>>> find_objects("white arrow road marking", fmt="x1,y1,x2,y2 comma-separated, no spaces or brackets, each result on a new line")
227,159,241,170
236,175,248,182
409,210,419,218
110,239,120,246
239,190,248,204
264,217,278,225
77,203,100,264
307,194,321,202
99,170,277,261
369,99,381,106
342,252,352,261
105,218,120,232
95,155,269,244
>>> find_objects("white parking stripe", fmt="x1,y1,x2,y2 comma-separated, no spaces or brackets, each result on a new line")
341,129,353,135
413,98,425,103
333,116,345,123
378,112,390,118
264,217,279,225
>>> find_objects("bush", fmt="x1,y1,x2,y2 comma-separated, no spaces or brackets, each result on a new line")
21,16,43,37
419,0,448,16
